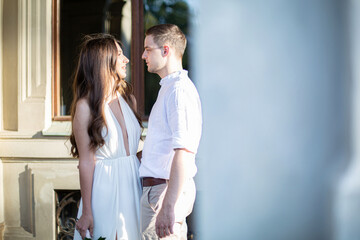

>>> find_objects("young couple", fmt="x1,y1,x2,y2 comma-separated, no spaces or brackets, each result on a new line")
71,24,202,240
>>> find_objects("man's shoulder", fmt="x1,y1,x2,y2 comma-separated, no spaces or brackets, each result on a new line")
171,76,197,92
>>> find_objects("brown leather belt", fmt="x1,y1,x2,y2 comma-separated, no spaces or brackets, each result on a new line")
142,177,167,187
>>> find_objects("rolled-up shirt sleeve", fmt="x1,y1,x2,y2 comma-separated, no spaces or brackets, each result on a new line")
167,86,202,153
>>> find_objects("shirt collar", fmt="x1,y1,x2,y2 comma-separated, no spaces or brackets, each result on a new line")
159,70,188,86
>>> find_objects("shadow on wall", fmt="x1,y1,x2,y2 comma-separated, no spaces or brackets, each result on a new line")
19,165,35,235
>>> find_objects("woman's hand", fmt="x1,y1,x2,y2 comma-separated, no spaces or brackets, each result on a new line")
76,213,94,239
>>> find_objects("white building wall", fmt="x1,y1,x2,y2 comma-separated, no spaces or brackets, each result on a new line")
0,0,76,239
195,1,353,239
0,0,4,228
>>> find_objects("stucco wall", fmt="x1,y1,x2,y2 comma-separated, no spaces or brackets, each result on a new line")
0,0,4,228
0,0,78,239
0,162,3,232
2,0,18,131
2,160,78,239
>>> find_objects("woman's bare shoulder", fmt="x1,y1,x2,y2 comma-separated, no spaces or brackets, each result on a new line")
73,98,91,125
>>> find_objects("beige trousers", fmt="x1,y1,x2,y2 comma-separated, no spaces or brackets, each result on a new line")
140,178,196,240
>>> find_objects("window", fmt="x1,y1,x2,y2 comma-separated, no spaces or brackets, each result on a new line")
143,0,193,115
52,0,144,120
52,0,194,120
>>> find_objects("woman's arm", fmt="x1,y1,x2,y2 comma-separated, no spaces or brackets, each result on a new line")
73,99,96,239
129,94,137,112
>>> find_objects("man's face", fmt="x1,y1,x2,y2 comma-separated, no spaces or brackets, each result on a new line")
142,35,165,74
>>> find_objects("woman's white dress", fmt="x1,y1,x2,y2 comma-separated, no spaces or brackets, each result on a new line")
74,95,142,240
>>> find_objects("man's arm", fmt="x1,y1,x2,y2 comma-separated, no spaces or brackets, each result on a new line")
155,148,193,238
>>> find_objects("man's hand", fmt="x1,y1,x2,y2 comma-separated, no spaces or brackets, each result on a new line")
155,205,175,238
154,149,191,238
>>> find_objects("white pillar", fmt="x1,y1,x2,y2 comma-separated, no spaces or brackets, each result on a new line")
334,0,360,239
195,1,349,239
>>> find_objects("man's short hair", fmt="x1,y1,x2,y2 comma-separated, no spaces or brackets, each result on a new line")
145,24,187,58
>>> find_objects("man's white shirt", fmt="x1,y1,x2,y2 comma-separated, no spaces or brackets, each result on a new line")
139,70,202,179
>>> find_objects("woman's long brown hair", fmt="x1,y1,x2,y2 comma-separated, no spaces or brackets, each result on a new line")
70,34,142,158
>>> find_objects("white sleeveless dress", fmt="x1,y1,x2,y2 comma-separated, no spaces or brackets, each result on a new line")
74,94,142,240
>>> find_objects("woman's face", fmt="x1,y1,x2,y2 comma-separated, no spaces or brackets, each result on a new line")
115,42,129,79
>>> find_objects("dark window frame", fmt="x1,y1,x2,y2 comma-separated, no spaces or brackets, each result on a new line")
52,0,145,121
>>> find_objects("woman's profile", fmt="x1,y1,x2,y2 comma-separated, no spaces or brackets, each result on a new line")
70,34,142,240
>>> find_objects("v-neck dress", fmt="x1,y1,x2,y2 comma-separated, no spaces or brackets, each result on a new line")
74,95,142,240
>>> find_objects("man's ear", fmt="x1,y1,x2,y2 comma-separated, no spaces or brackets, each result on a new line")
163,45,170,56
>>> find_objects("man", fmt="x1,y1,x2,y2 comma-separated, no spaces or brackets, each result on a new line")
139,24,202,239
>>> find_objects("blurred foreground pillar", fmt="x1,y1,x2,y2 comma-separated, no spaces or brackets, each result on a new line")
194,1,356,239
335,0,360,240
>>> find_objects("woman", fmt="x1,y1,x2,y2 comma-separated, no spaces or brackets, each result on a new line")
70,34,142,240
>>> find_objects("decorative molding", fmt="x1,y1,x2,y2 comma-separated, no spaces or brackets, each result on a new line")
16,0,52,131
3,226,34,240
0,138,72,159
2,0,19,131
32,167,79,239
1,159,75,164
42,121,71,136
0,222,4,240
0,0,3,131
18,0,46,101
2,162,79,239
